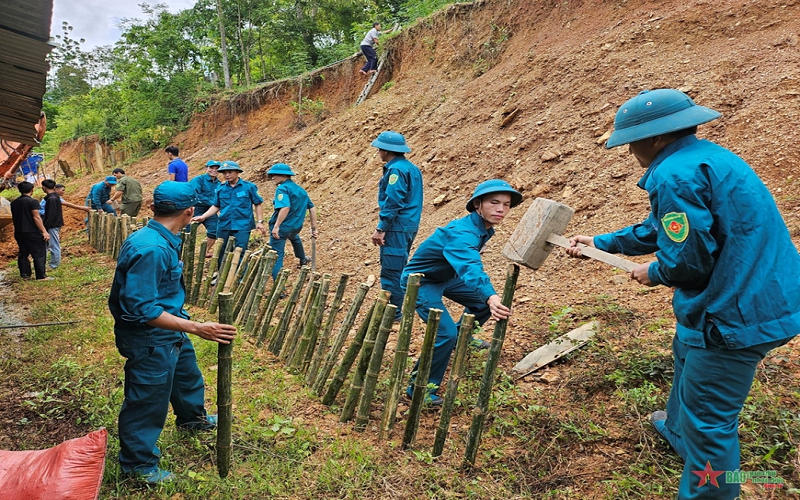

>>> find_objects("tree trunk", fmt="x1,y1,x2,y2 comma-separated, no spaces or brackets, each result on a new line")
216,0,232,89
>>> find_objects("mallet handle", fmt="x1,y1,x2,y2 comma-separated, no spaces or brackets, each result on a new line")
546,234,639,273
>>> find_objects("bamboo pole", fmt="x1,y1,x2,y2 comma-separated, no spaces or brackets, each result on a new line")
379,273,422,440
209,251,235,314
217,292,234,478
232,255,261,319
221,247,243,294
339,291,389,421
245,253,279,334
402,308,442,450
433,314,476,457
463,264,519,467
190,241,208,305
256,268,289,347
299,274,331,376
289,280,322,369
280,271,319,360
199,240,224,307
184,222,199,286
313,283,370,395
355,303,397,431
268,267,310,354
321,301,376,406
239,252,271,327
226,249,252,299
306,274,349,386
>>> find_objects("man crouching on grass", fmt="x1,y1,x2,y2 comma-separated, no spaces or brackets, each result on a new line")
108,181,236,484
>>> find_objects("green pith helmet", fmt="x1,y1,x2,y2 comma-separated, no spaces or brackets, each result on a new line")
205,160,221,168
606,89,721,149
266,163,296,176
371,131,411,153
218,161,243,172
466,179,523,212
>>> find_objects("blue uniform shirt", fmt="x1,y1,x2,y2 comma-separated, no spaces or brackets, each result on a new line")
269,179,314,233
594,135,800,349
86,181,111,208
168,158,189,182
109,219,189,348
402,210,497,303
377,156,423,232
213,179,264,231
189,172,220,208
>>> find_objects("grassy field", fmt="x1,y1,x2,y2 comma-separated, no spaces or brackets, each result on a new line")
1,244,799,499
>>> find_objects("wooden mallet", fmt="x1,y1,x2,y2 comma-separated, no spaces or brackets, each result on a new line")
502,198,638,272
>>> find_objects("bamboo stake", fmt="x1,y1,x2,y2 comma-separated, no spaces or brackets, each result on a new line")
190,241,208,305
299,274,331,376
221,247,243,294
199,240,224,307
232,255,261,319
238,252,270,326
306,274,349,386
209,251,235,314
339,291,389,422
463,264,520,468
313,283,370,395
355,303,397,431
217,292,234,478
268,267,310,354
289,280,322,369
402,308,442,450
433,314,476,457
379,273,422,440
321,301,376,406
280,271,319,360
245,253,279,334
184,222,199,285
226,249,252,299
256,268,289,347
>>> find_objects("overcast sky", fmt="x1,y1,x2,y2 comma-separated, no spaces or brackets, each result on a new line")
51,0,198,50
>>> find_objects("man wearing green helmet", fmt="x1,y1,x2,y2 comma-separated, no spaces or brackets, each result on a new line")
401,179,522,405
189,160,222,257
370,130,423,321
566,89,800,500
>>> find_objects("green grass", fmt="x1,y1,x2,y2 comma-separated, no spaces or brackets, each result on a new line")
2,251,799,499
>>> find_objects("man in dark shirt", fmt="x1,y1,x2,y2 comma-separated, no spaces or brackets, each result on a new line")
10,181,50,280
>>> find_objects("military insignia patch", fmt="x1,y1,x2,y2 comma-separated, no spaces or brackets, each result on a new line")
388,174,399,185
277,193,284,201
661,212,689,242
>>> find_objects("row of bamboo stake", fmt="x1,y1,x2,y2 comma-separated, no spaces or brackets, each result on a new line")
88,213,521,475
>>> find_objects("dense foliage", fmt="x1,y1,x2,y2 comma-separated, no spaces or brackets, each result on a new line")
41,0,453,158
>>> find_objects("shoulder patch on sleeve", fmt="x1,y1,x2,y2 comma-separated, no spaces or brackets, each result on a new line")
277,193,284,201
388,174,399,185
661,212,689,242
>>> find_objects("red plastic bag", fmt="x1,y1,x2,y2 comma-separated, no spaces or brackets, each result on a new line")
0,428,107,500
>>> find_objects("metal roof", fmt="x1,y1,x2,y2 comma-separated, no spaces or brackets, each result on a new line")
0,0,54,145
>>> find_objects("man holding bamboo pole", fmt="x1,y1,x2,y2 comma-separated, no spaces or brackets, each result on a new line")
109,181,237,484
401,179,522,405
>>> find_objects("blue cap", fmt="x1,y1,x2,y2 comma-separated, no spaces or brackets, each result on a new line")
371,131,411,153
606,89,721,148
467,179,523,212
266,163,295,176
153,181,197,210
105,175,117,185
218,161,243,172
206,160,222,168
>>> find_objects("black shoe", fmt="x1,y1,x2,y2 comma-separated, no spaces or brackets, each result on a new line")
299,257,311,267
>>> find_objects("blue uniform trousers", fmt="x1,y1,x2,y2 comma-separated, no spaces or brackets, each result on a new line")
381,231,416,320
407,276,491,392
117,338,208,474
193,205,218,239
269,229,306,280
216,228,251,269
655,334,793,499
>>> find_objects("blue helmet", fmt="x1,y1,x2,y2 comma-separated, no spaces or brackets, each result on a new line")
205,160,222,168
266,163,296,176
218,161,243,172
371,131,411,153
467,179,523,212
606,89,721,149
